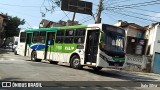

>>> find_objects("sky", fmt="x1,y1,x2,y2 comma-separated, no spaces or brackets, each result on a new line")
0,0,160,29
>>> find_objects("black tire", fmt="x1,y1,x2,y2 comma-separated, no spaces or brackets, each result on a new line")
31,51,41,62
92,67,103,71
14,50,18,55
50,61,58,64
70,55,83,69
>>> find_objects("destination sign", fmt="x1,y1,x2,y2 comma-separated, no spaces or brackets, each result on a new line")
104,25,124,34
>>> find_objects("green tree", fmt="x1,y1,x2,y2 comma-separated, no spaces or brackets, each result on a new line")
5,16,25,38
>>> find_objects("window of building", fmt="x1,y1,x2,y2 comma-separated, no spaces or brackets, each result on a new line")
20,32,26,42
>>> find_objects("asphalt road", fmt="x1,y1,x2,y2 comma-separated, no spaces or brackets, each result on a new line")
0,49,160,89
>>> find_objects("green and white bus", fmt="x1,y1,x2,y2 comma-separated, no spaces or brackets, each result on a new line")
17,24,125,71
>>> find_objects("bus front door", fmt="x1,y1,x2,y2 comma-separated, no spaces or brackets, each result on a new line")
44,32,55,60
24,33,32,56
85,30,100,64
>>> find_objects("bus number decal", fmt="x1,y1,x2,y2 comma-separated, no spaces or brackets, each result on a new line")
65,46,74,50
56,46,62,50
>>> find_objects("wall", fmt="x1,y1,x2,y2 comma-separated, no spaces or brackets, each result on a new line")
0,15,4,47
0,15,4,32
126,26,143,38
153,25,160,53
146,24,160,55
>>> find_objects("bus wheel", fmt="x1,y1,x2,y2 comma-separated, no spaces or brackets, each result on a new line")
50,61,58,64
14,51,18,55
70,55,82,69
92,67,103,71
31,51,41,62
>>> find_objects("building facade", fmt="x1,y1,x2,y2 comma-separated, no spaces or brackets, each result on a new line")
0,14,7,47
39,19,79,28
145,22,160,74
114,21,148,72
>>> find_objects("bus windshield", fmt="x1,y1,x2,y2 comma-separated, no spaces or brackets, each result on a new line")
104,31,124,52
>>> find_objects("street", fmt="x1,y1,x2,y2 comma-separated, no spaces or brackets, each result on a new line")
0,49,160,89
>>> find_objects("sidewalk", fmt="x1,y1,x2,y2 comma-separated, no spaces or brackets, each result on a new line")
0,48,13,51
0,48,13,54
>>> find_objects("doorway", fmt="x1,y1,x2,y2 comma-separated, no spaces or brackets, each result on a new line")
85,30,100,64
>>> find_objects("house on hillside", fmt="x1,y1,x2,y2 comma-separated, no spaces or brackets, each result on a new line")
39,19,79,28
145,22,160,74
114,20,148,72
0,14,7,47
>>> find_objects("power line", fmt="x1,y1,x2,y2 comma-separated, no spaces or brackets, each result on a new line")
0,2,52,8
105,0,131,6
78,13,97,23
80,16,94,24
53,0,70,20
60,12,70,21
109,10,159,23
106,9,160,19
128,7,160,13
108,11,150,25
102,12,117,21
0,6,40,19
25,21,33,28
106,0,160,9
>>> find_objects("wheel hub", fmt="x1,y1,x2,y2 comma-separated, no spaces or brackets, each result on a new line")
73,59,80,66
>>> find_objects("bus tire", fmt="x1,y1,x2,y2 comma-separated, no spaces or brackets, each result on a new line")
50,61,58,64
70,55,82,69
92,67,103,71
14,51,18,55
31,51,41,62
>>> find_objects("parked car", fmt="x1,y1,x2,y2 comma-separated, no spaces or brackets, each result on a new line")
12,41,18,52
14,44,18,55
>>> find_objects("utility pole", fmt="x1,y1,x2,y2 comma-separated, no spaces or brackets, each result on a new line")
95,0,103,23
71,12,76,25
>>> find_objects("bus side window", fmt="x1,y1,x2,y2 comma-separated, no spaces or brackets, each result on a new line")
74,28,85,44
20,32,26,42
55,30,64,43
32,32,39,43
64,29,74,43
39,31,46,43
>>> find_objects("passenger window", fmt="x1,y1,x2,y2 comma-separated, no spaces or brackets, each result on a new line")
39,31,46,43
64,29,74,43
32,32,39,43
56,30,65,43
74,28,85,44
20,32,26,42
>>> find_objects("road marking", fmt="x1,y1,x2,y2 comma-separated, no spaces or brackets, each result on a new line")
10,59,15,61
0,58,4,61
0,58,16,61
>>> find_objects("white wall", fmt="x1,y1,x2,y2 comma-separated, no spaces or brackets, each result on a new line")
147,24,160,55
127,26,143,38
153,25,160,53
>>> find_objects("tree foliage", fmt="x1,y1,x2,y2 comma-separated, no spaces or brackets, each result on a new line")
5,15,25,38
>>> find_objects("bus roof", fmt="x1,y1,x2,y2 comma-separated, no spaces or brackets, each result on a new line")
25,25,87,33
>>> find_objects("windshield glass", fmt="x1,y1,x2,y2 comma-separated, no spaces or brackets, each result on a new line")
104,31,124,52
